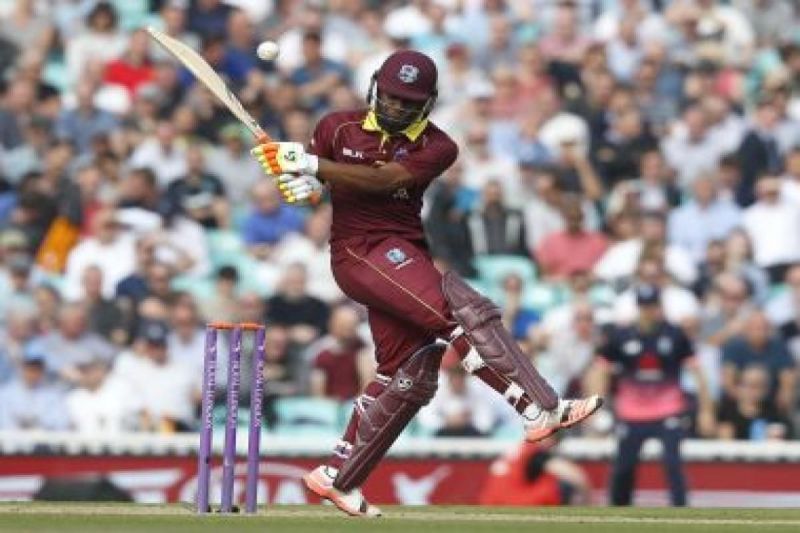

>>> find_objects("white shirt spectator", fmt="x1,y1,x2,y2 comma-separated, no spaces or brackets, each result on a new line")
742,199,800,268
661,129,728,188
65,31,128,86
112,349,197,427
66,373,136,433
535,326,594,397
63,233,136,301
594,239,698,286
418,373,510,435
667,197,742,262
128,138,188,187
206,145,263,206
272,233,343,303
613,285,701,325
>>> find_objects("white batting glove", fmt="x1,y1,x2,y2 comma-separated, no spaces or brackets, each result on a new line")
252,142,319,176
275,173,324,206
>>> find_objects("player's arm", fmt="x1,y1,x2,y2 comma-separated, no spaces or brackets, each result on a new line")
583,357,611,397
317,159,414,194
251,129,458,197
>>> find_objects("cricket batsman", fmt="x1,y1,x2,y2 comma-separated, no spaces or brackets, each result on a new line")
252,50,602,517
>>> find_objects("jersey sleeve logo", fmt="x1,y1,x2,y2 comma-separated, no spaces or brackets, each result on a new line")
398,64,419,83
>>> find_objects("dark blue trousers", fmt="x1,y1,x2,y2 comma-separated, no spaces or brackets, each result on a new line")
610,418,687,506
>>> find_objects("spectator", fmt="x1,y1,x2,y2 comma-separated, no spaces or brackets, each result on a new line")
187,0,233,40
700,273,755,347
722,229,771,303
536,195,609,281
613,252,701,326
166,144,229,229
273,205,343,303
595,211,697,288
66,354,133,433
591,106,657,189
460,124,522,204
418,350,503,437
0,348,69,431
465,181,527,257
721,312,796,415
742,176,800,283
128,121,187,187
423,162,476,278
263,325,304,427
63,208,136,301
538,3,591,65
737,99,784,205
55,81,119,155
0,0,54,53
289,31,350,113
533,300,597,397
766,264,800,345
0,79,37,149
198,265,240,323
112,319,196,432
34,303,115,387
103,28,155,98
242,180,304,258
667,173,742,262
308,305,371,402
166,293,206,381
65,2,128,86
662,104,728,188
206,124,263,206
80,265,127,346
0,308,37,384
266,263,329,345
500,273,541,341
717,364,791,440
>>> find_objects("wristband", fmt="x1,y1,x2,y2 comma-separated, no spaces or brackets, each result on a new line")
307,154,319,176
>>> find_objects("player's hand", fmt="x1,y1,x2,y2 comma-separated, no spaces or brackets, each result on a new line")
251,142,319,176
275,173,323,206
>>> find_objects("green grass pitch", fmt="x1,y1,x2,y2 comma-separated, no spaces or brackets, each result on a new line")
2,503,800,532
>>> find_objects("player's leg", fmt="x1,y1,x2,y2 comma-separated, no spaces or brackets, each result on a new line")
658,417,688,506
304,308,441,517
609,421,648,505
334,237,600,440
440,271,602,440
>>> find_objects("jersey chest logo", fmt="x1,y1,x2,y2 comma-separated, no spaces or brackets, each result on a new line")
623,339,641,356
342,147,364,159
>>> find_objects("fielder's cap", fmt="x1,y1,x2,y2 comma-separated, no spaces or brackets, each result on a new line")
138,319,170,345
376,50,437,102
635,284,661,306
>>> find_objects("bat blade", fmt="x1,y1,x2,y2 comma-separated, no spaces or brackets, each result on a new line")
146,26,268,141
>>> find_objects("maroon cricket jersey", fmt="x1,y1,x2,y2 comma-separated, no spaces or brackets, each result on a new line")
309,109,458,244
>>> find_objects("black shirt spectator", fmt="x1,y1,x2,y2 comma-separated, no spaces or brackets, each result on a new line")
266,264,329,345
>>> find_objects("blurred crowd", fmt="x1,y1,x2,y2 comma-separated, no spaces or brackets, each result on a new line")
0,0,799,442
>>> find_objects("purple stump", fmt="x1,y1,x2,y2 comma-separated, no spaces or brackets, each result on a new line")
220,326,243,512
196,326,218,514
245,326,266,514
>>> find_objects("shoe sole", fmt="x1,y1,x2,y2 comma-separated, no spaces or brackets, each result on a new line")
302,472,381,518
525,396,604,443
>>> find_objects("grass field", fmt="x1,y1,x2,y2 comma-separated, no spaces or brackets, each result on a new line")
2,503,800,532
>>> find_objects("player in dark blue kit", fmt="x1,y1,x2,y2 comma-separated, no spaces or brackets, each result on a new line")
587,284,715,506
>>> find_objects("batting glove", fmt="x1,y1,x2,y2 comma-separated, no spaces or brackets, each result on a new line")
251,142,319,176
275,173,324,206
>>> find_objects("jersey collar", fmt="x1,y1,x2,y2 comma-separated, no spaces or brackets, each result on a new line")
362,110,428,142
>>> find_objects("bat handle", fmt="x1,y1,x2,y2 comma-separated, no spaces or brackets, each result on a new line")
255,131,271,145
